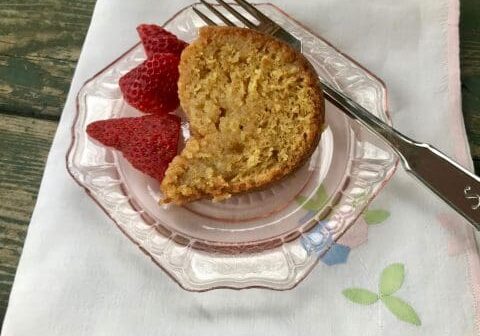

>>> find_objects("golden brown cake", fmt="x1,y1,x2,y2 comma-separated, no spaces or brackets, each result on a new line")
160,26,324,204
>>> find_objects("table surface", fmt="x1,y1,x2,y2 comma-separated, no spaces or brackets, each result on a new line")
0,0,479,326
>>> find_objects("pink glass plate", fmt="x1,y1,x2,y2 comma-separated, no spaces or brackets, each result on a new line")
67,3,398,291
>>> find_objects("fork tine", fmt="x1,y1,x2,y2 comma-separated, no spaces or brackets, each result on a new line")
215,0,257,29
231,0,274,24
200,0,235,26
193,6,217,26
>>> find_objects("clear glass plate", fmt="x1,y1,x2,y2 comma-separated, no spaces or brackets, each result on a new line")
67,3,397,291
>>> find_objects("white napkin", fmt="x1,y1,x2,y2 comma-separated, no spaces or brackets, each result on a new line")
3,0,480,335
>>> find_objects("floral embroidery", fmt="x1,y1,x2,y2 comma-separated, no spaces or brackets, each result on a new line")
437,213,476,256
297,185,390,265
364,209,390,225
337,217,368,248
343,263,421,326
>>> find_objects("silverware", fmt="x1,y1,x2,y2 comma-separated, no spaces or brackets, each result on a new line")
193,0,480,229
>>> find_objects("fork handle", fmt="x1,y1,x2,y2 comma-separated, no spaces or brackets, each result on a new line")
322,81,480,229
398,141,480,229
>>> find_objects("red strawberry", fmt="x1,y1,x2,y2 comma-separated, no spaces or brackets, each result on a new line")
137,24,177,40
87,114,181,181
137,24,188,58
119,53,180,115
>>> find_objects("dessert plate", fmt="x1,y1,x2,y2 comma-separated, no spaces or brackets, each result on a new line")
67,3,397,290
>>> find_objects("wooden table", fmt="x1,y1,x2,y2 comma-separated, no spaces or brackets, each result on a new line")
0,0,479,326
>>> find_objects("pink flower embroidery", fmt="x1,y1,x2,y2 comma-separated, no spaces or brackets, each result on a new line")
437,213,477,256
339,217,369,248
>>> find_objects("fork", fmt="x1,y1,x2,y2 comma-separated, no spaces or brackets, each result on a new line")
193,0,480,229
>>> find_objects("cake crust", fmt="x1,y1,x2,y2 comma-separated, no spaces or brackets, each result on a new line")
161,26,325,204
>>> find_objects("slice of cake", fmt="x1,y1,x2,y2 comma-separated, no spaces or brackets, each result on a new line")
161,26,325,204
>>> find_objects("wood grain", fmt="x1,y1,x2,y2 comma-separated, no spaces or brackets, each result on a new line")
0,114,58,325
0,0,95,326
461,0,480,171
0,0,95,120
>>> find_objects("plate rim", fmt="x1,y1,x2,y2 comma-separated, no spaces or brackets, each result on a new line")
65,2,400,291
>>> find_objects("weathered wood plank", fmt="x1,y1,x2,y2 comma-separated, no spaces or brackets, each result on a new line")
0,0,96,326
0,114,58,326
460,0,480,172
460,0,480,73
462,77,480,155
0,0,95,119
461,32,480,77
0,55,77,120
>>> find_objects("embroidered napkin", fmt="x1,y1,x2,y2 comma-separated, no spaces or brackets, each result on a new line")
2,0,479,335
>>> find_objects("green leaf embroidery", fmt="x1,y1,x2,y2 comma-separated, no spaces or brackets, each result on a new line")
342,263,421,327
379,263,405,296
342,288,379,305
296,185,328,211
363,209,390,225
381,295,421,326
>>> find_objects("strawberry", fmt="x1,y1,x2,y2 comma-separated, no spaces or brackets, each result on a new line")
137,24,188,58
119,53,180,115
86,114,181,181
